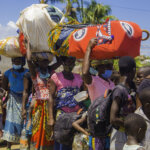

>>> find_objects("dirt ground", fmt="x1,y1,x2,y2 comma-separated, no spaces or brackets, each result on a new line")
0,144,19,150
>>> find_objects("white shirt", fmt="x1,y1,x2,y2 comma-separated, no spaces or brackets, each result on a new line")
123,144,144,150
135,107,150,150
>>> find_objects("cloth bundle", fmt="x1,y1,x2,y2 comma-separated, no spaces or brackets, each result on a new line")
48,20,79,56
0,37,23,57
17,4,64,54
69,20,142,59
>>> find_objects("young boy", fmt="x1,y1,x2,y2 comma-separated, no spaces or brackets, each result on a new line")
123,113,147,150
135,87,150,150
136,66,150,87
136,66,150,108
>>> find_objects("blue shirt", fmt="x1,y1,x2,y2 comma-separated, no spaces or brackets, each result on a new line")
4,68,29,93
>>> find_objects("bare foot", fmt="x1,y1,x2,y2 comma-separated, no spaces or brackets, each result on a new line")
47,119,54,126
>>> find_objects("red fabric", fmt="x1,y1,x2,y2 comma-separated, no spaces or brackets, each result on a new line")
68,21,142,59
19,32,27,55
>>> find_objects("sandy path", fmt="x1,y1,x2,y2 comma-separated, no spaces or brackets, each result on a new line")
0,144,20,150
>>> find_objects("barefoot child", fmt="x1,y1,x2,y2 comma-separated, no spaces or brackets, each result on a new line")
123,113,147,150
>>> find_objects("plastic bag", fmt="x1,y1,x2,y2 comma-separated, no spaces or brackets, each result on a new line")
17,4,64,53
72,133,89,150
20,121,28,150
0,37,23,57
69,20,141,59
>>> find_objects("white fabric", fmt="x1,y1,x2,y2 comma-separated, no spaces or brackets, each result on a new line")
123,144,144,150
16,4,64,52
135,107,150,150
0,37,22,57
110,128,127,150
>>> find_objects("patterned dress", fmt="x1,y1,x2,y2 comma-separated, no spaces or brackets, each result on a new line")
2,68,28,143
51,72,83,150
31,73,54,150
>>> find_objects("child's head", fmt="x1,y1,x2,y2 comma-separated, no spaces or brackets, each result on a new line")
136,66,150,86
62,56,76,73
139,87,150,118
124,113,147,143
119,56,136,82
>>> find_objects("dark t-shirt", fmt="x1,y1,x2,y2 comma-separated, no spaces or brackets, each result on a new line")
137,78,150,94
24,72,32,95
112,85,136,118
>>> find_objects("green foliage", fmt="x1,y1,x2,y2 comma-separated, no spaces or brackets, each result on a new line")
113,56,150,71
83,1,117,24
45,0,117,23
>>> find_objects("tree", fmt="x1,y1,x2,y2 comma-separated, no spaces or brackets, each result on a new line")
39,0,117,23
82,0,117,24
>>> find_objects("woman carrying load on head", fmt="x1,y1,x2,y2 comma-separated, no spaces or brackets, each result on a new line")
82,38,115,150
51,56,83,150
26,39,61,150
2,57,28,150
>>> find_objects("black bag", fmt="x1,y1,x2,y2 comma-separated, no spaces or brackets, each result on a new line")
87,85,127,137
54,112,82,146
87,89,113,138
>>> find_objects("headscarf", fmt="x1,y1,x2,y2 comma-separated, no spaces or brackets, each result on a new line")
91,59,114,68
31,52,53,62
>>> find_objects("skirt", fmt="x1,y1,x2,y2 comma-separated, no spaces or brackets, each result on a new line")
2,92,23,143
31,100,54,150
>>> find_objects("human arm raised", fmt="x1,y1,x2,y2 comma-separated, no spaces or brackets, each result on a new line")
82,38,97,85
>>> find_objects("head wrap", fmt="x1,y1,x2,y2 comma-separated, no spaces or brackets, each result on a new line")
91,59,114,68
31,52,53,62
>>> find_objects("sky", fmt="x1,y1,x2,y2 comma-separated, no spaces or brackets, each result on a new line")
0,0,150,56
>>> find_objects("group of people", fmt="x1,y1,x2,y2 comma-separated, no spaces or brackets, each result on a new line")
0,38,150,150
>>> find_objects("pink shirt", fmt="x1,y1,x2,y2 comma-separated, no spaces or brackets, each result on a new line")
51,72,83,91
86,76,114,103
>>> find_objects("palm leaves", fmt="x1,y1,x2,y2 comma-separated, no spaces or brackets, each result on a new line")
39,0,117,23
83,1,117,24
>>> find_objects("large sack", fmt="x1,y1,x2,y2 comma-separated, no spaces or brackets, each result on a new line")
16,4,64,53
0,37,23,57
48,20,79,56
69,20,142,59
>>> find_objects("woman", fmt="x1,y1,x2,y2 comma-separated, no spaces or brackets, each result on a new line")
51,56,83,150
2,57,28,150
82,38,114,150
26,40,61,150
110,56,137,150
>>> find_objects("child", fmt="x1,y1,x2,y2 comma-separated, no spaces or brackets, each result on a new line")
136,66,150,108
123,113,146,150
110,56,137,150
135,87,150,150
136,66,150,87
2,57,28,149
